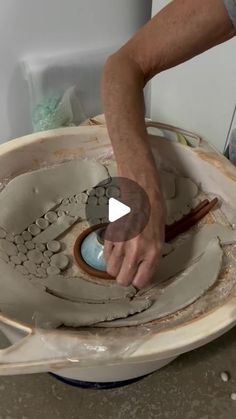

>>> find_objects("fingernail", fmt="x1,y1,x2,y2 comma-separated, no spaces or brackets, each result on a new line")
132,279,141,289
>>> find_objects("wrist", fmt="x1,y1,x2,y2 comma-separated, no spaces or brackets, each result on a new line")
118,161,163,199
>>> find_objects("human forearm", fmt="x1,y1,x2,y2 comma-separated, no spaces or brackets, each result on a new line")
135,0,235,79
102,53,156,183
102,0,235,169
101,0,236,289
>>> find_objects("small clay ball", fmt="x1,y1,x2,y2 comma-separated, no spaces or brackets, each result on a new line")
62,198,70,205
78,192,88,204
87,196,98,206
17,244,27,254
14,235,24,245
57,210,65,217
22,231,32,242
25,241,35,250
45,211,58,223
44,250,53,258
51,254,69,270
98,196,108,206
28,224,41,236
41,262,49,270
42,255,50,264
106,186,120,199
18,252,27,263
69,196,77,204
27,249,44,264
95,187,105,197
47,240,61,253
36,218,49,230
35,243,46,252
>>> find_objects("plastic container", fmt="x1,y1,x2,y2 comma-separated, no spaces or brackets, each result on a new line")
0,117,235,382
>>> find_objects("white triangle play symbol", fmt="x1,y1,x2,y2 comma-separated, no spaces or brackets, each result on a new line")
108,197,131,222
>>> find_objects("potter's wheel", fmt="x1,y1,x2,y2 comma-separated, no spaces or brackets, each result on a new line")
0,150,235,331
0,120,236,382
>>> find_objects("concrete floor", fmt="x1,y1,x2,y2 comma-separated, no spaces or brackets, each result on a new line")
0,327,236,419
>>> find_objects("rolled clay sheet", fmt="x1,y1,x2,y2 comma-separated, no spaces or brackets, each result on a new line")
43,275,137,303
139,223,236,295
97,238,223,327
0,160,108,234
0,258,151,327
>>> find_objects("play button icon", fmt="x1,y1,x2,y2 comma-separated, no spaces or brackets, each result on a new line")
86,177,150,242
108,198,131,222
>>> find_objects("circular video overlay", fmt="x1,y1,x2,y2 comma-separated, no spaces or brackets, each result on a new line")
86,177,150,242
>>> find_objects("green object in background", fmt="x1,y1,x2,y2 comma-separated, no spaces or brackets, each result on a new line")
32,89,75,132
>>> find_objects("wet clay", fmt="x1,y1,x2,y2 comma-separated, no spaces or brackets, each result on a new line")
0,160,108,234
0,159,235,328
43,275,137,303
139,223,236,295
32,215,78,243
165,177,198,223
0,257,151,327
97,239,223,327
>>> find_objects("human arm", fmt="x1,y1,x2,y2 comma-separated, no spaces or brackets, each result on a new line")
102,0,236,289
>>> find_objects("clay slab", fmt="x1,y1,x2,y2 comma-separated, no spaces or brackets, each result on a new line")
43,275,137,303
140,223,236,295
0,258,151,327
98,239,223,327
0,160,108,234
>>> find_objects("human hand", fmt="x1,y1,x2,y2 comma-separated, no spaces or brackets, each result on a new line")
104,165,165,289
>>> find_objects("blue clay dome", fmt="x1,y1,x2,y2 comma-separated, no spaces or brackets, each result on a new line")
80,230,107,272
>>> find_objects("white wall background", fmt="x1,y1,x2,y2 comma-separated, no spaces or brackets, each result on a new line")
151,0,236,152
0,0,151,143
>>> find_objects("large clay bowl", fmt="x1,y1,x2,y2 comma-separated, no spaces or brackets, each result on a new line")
0,116,235,383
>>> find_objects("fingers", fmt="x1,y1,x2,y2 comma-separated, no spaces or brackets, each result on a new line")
106,242,125,278
105,239,162,289
116,253,140,287
117,242,162,289
131,243,163,289
105,240,140,285
104,240,114,261
132,259,157,289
